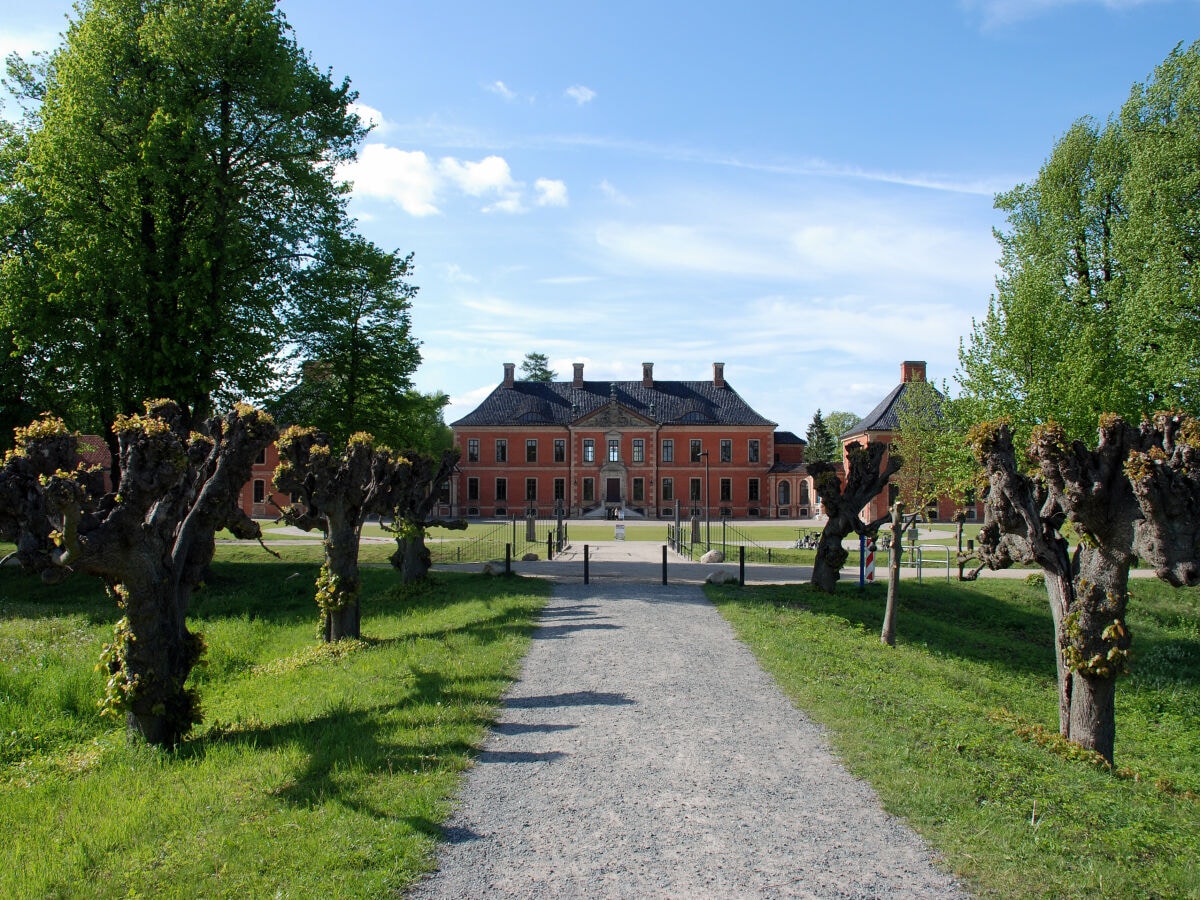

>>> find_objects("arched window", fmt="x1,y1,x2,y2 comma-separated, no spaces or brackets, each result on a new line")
778,481,791,506
799,481,810,505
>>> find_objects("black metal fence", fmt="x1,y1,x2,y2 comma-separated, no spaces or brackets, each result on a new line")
426,515,571,565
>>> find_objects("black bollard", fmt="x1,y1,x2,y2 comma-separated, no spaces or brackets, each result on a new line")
505,543,511,576
584,544,589,584
739,544,746,586
662,545,667,585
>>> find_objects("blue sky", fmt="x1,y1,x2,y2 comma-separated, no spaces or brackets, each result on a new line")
3,0,1198,433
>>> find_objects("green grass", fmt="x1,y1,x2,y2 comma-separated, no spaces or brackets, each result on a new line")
0,563,549,898
707,577,1200,898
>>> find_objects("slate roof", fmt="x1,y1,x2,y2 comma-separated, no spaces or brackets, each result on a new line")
451,379,776,428
774,430,807,445
846,381,944,435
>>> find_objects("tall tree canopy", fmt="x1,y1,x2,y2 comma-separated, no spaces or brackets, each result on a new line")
270,231,442,450
959,40,1200,440
0,0,364,449
519,352,557,383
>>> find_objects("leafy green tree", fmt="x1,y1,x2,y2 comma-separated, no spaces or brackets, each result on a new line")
804,409,837,465
0,0,364,463
519,352,557,383
824,410,861,441
273,231,433,449
959,40,1200,441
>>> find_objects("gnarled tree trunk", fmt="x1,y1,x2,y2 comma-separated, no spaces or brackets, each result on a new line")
382,449,462,584
35,402,276,746
274,429,408,641
975,414,1200,765
809,441,901,593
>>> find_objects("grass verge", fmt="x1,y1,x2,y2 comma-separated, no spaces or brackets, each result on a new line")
707,577,1200,898
0,564,549,898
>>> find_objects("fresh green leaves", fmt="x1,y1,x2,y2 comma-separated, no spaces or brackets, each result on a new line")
959,40,1200,445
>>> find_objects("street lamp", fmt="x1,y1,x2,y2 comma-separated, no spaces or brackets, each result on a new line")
700,449,710,549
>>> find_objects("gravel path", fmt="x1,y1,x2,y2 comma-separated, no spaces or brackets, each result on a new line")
409,580,968,899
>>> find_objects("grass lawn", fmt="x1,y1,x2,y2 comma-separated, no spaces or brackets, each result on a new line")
707,577,1200,898
0,561,549,898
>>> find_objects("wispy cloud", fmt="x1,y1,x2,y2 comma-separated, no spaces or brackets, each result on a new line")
485,80,517,101
961,0,1171,28
565,84,596,105
598,179,631,205
589,195,997,289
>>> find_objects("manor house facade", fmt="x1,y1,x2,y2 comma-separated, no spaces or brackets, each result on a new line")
449,362,820,519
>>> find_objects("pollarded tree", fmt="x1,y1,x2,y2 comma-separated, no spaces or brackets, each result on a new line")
971,421,1077,734
31,401,276,746
1,0,365,465
971,414,1200,765
382,448,465,583
0,417,105,574
809,441,901,593
273,428,408,641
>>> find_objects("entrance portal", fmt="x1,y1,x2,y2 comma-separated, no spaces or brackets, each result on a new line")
605,478,621,502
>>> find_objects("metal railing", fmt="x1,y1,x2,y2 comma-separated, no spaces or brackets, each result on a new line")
716,520,774,563
427,514,571,565
875,543,952,582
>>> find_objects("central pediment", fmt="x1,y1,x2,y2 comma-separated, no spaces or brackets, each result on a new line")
573,401,655,429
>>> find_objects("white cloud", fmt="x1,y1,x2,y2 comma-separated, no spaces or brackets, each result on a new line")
346,149,575,215
439,155,517,196
535,178,568,207
485,80,517,101
565,84,596,105
338,145,440,216
350,101,390,135
439,155,524,213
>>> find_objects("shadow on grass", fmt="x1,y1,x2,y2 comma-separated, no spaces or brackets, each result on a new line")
718,578,1060,680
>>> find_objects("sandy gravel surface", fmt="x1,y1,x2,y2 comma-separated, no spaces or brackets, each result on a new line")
409,579,968,899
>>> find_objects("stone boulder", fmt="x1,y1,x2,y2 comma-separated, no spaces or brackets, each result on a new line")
706,569,738,585
521,552,539,562
482,560,507,576
700,549,725,564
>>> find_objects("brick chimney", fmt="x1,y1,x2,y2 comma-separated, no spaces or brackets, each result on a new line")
573,362,585,387
642,362,654,388
901,360,927,383
713,361,726,388
503,362,515,388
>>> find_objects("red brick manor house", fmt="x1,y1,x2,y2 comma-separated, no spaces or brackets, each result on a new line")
448,362,819,520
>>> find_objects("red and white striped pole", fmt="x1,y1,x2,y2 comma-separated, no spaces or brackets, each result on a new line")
865,540,876,584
